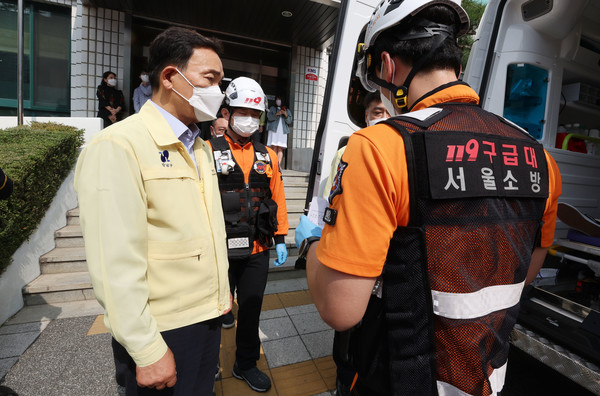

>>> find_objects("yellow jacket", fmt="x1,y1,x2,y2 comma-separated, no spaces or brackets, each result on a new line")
74,101,230,367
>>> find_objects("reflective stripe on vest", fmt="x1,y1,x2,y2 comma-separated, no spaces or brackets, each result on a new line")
431,281,525,319
437,361,507,396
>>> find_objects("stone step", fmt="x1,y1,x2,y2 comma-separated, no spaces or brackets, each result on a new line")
66,207,80,225
40,247,88,274
282,169,309,178
283,191,307,200
54,225,84,248
286,201,305,214
23,272,95,306
284,186,307,199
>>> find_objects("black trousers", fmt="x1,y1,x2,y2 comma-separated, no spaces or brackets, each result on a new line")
112,318,221,396
228,250,270,370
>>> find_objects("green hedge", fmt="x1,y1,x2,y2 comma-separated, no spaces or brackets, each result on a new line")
0,122,84,275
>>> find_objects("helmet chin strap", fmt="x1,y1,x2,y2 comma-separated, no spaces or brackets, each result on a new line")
368,30,451,110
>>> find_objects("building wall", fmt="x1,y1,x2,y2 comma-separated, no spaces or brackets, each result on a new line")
289,45,329,171
70,0,126,118
291,45,329,149
45,1,329,149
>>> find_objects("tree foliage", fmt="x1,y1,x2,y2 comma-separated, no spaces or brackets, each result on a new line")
460,0,488,69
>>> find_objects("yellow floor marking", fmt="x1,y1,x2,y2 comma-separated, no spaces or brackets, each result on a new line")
86,315,109,336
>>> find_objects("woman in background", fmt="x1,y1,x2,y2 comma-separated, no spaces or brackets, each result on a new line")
266,96,292,168
133,70,152,113
97,71,125,127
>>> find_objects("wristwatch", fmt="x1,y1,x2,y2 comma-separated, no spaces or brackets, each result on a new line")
295,236,320,270
298,236,320,260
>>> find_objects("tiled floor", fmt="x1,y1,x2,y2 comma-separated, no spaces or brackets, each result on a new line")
85,277,338,396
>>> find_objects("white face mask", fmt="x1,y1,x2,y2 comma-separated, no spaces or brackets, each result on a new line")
140,75,149,83
275,99,282,107
172,68,225,122
231,115,260,137
379,62,399,117
107,78,117,87
367,117,388,127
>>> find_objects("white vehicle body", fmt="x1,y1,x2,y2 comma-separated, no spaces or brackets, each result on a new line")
307,0,600,393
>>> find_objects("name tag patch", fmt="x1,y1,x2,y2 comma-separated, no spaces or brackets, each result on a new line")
425,132,549,199
228,237,250,249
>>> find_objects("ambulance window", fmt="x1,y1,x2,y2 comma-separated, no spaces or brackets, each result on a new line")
347,28,370,128
503,63,549,140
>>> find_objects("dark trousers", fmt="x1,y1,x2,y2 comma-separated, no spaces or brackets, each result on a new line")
228,250,270,370
112,318,221,396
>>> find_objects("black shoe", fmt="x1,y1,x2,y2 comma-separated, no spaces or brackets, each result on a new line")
232,362,271,392
558,202,600,237
222,311,235,329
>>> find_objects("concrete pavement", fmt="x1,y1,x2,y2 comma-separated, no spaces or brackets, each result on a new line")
0,270,337,396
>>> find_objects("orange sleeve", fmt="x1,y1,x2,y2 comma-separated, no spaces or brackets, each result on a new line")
316,125,410,278
540,151,562,247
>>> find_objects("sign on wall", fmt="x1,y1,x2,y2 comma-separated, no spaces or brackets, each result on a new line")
305,66,318,81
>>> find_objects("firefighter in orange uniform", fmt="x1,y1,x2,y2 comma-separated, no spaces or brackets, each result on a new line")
207,77,288,393
295,1,562,395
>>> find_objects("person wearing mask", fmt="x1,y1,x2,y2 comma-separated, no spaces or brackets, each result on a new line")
0,167,13,200
207,77,289,393
322,91,390,199
266,96,292,168
75,27,230,395
295,1,562,395
210,116,228,138
133,70,152,113
97,71,125,127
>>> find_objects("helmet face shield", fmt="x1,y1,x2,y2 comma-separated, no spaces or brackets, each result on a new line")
356,51,379,93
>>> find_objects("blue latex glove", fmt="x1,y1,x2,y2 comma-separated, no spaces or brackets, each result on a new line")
274,243,288,266
294,215,323,249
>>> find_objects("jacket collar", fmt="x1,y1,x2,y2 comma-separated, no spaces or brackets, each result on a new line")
139,100,189,147
410,81,479,112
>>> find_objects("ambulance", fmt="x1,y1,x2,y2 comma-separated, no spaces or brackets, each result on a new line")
304,0,600,392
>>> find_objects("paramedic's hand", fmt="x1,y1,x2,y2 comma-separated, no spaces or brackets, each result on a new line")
295,215,323,249
274,243,288,266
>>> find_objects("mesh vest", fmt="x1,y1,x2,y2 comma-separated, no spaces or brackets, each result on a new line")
210,136,272,259
347,103,549,396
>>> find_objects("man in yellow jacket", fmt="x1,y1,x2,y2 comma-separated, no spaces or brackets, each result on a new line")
75,27,230,395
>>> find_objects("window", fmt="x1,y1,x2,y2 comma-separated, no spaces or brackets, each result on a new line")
0,1,70,116
503,63,549,140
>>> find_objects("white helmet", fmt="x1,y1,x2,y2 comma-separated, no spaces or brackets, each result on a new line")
225,77,267,112
357,0,469,107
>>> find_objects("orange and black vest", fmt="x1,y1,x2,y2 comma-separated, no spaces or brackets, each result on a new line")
210,136,273,259
344,103,549,396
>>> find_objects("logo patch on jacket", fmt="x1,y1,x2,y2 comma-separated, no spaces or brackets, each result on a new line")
328,159,348,204
254,161,268,174
159,150,172,167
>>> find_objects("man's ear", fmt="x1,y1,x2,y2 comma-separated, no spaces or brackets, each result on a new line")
161,66,178,90
221,108,230,120
380,52,394,83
